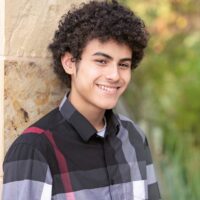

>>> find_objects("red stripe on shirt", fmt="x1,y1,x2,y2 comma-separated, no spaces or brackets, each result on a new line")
23,127,44,134
23,127,75,200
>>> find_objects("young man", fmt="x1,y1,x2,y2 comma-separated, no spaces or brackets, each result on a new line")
3,0,161,199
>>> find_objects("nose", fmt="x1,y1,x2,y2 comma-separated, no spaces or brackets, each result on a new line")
105,64,120,82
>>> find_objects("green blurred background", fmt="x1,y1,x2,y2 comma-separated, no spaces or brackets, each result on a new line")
120,0,200,199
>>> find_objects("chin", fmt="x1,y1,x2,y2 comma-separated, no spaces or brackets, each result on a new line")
99,101,118,110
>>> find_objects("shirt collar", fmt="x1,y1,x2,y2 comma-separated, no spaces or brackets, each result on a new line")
59,94,120,142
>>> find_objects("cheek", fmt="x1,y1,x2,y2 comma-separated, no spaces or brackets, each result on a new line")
124,72,132,85
75,66,100,89
85,68,102,83
78,63,100,77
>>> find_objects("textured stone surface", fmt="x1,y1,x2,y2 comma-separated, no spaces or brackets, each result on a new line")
4,59,66,152
5,0,80,57
0,0,5,189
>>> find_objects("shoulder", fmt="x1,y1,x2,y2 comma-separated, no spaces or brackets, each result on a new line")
20,107,64,144
116,113,146,144
4,130,50,164
16,107,62,146
4,108,62,163
30,107,64,131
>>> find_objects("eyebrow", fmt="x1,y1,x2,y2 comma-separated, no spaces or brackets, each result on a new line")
92,52,132,62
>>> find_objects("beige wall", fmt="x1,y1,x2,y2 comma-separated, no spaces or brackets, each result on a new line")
1,0,81,196
0,0,5,196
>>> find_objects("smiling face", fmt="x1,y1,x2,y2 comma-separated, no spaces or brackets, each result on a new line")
61,39,132,114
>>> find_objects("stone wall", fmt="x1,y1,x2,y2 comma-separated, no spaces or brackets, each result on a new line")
0,0,5,195
1,0,81,195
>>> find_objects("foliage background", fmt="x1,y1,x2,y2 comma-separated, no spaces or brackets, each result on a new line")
121,0,200,199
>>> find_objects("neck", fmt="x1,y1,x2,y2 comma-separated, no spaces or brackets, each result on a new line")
87,111,105,131
68,94,106,131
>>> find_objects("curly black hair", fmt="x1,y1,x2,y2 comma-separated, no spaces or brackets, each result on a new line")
48,0,149,88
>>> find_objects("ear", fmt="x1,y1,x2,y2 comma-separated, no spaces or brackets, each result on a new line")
61,52,76,75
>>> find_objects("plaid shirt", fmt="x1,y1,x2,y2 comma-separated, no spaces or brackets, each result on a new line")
3,95,161,200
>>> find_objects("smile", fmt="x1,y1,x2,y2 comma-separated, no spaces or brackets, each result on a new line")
97,84,119,93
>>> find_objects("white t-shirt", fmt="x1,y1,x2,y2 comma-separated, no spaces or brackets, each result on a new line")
97,117,107,138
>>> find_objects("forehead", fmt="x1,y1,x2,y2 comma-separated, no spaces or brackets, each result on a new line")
81,39,132,59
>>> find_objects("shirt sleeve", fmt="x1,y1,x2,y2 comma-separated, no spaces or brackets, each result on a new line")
144,137,161,200
2,143,52,200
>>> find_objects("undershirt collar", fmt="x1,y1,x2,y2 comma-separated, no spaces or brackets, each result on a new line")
97,117,107,138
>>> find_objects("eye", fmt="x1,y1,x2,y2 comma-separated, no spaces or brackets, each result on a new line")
95,59,107,65
119,63,131,69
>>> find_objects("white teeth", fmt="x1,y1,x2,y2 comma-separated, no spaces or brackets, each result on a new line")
98,85,118,93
